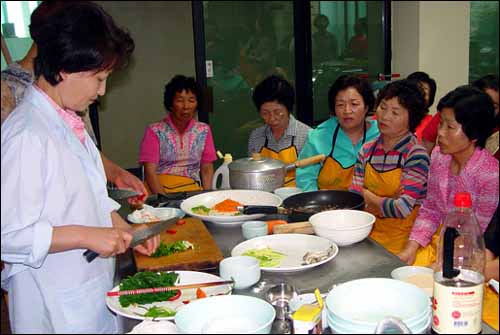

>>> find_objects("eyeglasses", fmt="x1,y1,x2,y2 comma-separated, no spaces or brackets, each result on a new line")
260,110,286,119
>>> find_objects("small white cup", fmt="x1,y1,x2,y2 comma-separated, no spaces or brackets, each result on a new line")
219,256,261,290
241,221,268,240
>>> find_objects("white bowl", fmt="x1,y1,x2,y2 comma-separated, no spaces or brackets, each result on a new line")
242,221,268,240
391,266,434,297
175,295,275,334
219,256,261,289
309,210,375,246
273,187,303,200
325,278,431,330
180,190,282,226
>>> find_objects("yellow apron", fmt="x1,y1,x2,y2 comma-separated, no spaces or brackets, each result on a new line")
260,136,298,187
483,284,499,331
364,146,420,255
145,174,202,193
318,123,366,191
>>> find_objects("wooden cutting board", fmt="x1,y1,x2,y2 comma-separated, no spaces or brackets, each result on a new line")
133,218,223,272
273,221,314,234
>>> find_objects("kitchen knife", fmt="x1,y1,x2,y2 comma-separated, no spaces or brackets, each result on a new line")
107,188,142,201
83,216,180,263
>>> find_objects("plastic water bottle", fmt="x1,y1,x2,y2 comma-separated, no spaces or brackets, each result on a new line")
432,192,485,334
212,151,232,190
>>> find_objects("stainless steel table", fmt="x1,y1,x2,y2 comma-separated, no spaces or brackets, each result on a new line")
118,219,498,334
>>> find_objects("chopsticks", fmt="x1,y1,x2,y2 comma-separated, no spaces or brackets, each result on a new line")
106,280,234,297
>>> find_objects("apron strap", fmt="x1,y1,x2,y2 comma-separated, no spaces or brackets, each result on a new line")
328,124,341,157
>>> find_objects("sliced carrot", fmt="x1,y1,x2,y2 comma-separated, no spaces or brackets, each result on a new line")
196,288,207,299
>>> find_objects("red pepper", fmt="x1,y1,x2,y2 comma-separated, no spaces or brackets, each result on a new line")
196,288,207,299
176,219,186,225
182,300,190,304
166,229,177,234
168,290,181,301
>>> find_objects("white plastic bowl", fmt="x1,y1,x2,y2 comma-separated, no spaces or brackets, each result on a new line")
175,295,275,334
309,210,375,246
325,278,431,330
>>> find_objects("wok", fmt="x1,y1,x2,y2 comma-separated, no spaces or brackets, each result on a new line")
239,190,365,222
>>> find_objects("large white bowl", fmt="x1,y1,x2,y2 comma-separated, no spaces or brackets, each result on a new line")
325,278,431,330
309,210,375,246
175,295,275,334
180,190,282,226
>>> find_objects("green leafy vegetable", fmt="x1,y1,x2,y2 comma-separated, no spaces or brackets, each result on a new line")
118,271,179,307
142,306,176,318
151,241,194,258
242,247,286,267
191,205,211,215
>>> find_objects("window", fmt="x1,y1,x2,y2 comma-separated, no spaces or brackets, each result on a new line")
1,1,40,70
469,1,499,82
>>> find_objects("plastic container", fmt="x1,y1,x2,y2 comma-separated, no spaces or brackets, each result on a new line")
432,192,486,334
212,151,232,190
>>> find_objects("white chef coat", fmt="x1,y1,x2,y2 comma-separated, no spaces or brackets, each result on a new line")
1,86,121,333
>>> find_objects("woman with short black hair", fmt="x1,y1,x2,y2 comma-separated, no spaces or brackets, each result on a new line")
399,85,499,266
139,75,217,193
297,75,379,191
248,75,311,186
350,79,430,255
1,2,159,333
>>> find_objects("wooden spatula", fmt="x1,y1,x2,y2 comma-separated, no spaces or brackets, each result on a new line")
273,221,314,234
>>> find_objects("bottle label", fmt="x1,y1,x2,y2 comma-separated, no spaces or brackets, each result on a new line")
432,281,483,334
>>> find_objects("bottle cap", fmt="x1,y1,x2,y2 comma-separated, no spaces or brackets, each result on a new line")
454,192,472,208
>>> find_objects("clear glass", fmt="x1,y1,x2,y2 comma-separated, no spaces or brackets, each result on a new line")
1,1,40,70
203,1,295,161
469,1,499,82
311,1,385,123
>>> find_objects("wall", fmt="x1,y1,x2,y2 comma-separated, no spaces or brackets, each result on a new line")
95,1,195,168
392,1,470,111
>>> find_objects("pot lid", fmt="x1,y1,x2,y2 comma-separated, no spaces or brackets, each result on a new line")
228,153,284,173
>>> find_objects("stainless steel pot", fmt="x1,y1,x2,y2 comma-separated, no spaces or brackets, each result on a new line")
228,153,325,192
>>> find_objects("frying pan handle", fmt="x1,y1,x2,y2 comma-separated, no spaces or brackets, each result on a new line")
239,205,279,215
292,154,326,169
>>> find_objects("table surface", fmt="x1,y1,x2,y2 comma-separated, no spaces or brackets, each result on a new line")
116,217,497,334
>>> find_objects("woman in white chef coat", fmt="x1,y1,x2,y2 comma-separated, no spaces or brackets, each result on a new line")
1,2,159,333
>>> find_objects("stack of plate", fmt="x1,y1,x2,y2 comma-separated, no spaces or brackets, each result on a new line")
325,278,431,334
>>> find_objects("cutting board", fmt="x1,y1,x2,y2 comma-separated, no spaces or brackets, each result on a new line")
133,218,223,272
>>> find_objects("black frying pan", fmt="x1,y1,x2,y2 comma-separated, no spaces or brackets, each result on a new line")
240,190,365,222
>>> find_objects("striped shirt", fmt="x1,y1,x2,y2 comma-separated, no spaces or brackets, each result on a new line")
350,133,430,218
247,114,311,156
409,146,499,247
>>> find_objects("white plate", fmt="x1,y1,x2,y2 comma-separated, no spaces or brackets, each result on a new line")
180,190,282,226
231,234,338,273
106,271,232,321
127,205,185,224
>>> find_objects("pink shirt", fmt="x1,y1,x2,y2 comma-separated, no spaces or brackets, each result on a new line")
409,146,499,247
34,85,86,144
139,114,216,182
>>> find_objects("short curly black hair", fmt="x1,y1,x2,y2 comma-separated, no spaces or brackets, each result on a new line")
328,75,375,116
437,85,495,148
407,71,437,108
375,79,426,132
252,75,295,113
163,75,201,112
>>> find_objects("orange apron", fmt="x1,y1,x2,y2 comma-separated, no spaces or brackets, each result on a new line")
145,174,202,193
318,123,366,191
260,136,298,187
364,146,420,255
